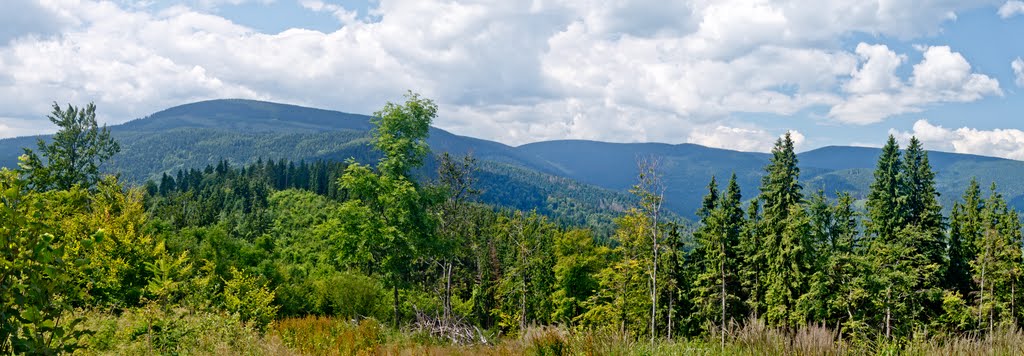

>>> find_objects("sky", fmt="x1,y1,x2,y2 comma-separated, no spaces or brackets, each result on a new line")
2,1,1024,158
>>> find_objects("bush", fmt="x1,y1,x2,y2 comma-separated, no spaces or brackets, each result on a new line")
81,305,267,355
277,271,387,320
224,268,279,331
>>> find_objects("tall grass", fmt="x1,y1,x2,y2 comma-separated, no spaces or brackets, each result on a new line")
79,305,277,355
76,312,1024,355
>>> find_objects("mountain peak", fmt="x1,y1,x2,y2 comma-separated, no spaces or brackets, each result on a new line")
118,99,373,133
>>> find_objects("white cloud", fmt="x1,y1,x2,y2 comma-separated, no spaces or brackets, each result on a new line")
300,0,358,25
829,45,1002,124
0,0,76,44
687,125,804,152
999,0,1024,18
845,43,905,94
1013,57,1024,87
892,119,1024,160
0,0,1006,149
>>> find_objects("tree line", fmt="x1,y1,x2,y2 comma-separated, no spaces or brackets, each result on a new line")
2,95,1022,354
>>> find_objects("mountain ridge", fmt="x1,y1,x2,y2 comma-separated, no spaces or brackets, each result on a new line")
3,98,1023,216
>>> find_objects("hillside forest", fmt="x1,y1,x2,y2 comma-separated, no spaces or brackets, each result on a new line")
4,94,1024,354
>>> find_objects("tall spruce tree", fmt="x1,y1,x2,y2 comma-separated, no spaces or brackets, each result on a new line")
863,135,942,338
901,137,946,324
692,174,744,341
798,192,862,329
758,132,806,327
902,139,946,266
972,184,1023,333
947,180,983,299
738,199,764,318
866,135,904,241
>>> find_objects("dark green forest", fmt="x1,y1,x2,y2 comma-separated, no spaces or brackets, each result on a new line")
4,96,1024,354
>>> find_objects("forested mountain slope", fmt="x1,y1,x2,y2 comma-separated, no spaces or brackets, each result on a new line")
3,98,1024,215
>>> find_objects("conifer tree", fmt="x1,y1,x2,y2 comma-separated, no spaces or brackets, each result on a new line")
947,179,983,297
863,135,943,338
757,133,805,327
866,135,904,241
692,174,744,340
972,184,1023,332
901,137,946,324
902,140,945,261
738,199,764,318
799,192,861,329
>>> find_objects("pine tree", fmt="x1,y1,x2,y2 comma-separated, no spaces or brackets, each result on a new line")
863,135,941,338
901,137,946,324
738,199,764,318
972,184,1023,333
866,135,904,241
946,180,983,299
758,133,806,327
798,192,861,329
692,174,744,340
698,176,719,219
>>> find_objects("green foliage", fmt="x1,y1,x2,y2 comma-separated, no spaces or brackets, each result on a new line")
691,175,745,333
551,229,606,326
81,305,265,355
757,133,806,328
865,135,904,241
971,184,1023,332
335,91,437,326
0,169,95,354
20,102,120,191
223,268,279,332
144,249,193,305
946,179,983,296
492,211,559,332
12,98,1024,352
372,91,435,177
579,210,655,336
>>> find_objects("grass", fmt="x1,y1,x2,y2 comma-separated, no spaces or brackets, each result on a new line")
75,311,1024,355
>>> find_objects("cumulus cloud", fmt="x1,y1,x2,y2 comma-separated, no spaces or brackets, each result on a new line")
0,0,1005,149
892,120,1024,160
687,125,804,152
829,45,1002,124
999,1,1024,18
845,43,905,94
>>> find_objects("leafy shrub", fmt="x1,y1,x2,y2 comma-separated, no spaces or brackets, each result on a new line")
224,268,279,331
80,305,267,355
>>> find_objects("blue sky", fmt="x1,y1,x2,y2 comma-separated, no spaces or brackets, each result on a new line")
2,0,1024,159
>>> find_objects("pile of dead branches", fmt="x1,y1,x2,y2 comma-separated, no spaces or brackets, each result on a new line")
410,307,489,346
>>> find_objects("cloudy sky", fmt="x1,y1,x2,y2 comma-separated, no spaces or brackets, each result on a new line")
2,0,1024,158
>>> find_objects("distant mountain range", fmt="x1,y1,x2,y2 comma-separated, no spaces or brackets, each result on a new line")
3,99,1023,217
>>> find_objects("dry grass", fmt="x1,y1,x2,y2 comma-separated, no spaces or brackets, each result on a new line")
76,312,1024,355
